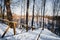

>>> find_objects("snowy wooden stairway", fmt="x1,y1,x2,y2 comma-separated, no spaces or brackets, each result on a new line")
0,18,17,38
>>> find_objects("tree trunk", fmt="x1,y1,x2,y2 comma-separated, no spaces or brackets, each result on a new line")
1,0,5,23
0,6,2,18
5,0,12,21
51,0,55,32
42,0,46,30
2,0,5,19
31,0,35,31
0,0,2,18
26,0,29,32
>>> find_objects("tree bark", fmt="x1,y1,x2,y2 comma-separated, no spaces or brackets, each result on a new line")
26,0,29,32
31,0,35,31
42,0,46,30
5,0,12,21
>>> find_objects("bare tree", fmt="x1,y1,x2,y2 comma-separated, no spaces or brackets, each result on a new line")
55,0,60,35
0,0,5,23
40,0,43,28
2,0,5,23
23,0,26,19
0,0,2,18
36,6,40,27
1,0,16,38
26,0,29,32
42,0,46,30
51,0,56,32
0,6,2,18
2,0,5,19
36,0,46,40
31,0,35,31
5,0,13,21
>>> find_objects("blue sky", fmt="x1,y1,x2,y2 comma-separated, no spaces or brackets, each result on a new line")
10,0,54,16
0,0,60,16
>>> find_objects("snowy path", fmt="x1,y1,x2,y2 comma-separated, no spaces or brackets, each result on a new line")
0,23,60,40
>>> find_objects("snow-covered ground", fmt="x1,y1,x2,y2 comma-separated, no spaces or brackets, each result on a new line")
0,23,60,40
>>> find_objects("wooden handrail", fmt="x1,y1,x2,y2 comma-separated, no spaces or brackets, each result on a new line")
0,18,17,23
0,18,36,38
0,18,17,38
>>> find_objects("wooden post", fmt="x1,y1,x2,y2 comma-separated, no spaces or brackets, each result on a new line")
1,26,10,38
1,19,17,38
13,22,16,35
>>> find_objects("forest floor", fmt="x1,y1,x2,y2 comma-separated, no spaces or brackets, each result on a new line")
0,23,60,40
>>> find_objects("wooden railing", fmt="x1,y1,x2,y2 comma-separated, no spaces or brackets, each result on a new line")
0,18,36,38
0,18,17,38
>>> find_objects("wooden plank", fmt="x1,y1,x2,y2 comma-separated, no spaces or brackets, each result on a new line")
1,26,10,38
0,18,17,38
0,18,17,23
13,22,16,35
